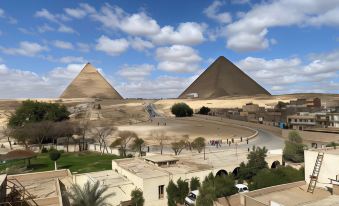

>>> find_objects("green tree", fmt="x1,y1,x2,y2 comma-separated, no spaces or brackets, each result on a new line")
214,175,237,198
249,166,304,190
49,149,61,170
166,180,178,206
190,177,201,191
283,131,306,163
171,103,193,117
171,140,186,155
198,106,211,115
131,189,144,206
130,137,145,157
192,137,205,153
8,100,70,127
176,178,189,204
196,173,216,206
67,180,114,206
238,146,268,180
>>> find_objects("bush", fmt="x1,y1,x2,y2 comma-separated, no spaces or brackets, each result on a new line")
166,180,178,206
176,178,189,204
171,103,193,117
198,106,210,115
131,189,144,206
41,147,48,153
249,166,304,190
238,146,268,180
49,150,61,161
283,131,306,163
190,177,201,191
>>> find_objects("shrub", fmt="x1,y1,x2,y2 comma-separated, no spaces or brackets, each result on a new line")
249,166,304,190
238,146,268,180
176,178,189,204
190,177,201,191
49,150,61,161
283,131,306,163
131,189,144,206
166,180,178,206
171,103,193,117
198,106,211,115
41,147,48,153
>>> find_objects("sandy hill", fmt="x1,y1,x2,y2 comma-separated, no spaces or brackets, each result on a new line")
60,63,123,99
179,56,270,99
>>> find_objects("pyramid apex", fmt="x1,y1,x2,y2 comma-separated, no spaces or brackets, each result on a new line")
81,63,97,73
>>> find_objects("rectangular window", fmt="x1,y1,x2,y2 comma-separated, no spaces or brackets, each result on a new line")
158,185,164,199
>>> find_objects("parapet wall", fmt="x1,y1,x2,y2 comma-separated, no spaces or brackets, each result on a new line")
195,114,282,137
282,129,339,144
8,169,69,182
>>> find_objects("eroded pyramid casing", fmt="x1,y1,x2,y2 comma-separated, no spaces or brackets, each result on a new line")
179,56,270,99
60,63,123,99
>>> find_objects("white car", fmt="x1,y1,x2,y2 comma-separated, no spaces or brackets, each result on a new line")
235,184,249,193
184,190,199,206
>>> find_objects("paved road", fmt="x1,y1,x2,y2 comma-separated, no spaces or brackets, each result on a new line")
145,103,284,153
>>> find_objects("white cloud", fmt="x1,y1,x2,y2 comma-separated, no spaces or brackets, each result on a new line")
118,64,153,81
156,45,202,73
59,56,86,64
117,74,197,98
92,4,160,36
76,42,91,52
0,41,48,57
204,1,232,23
95,35,129,56
151,22,206,45
130,37,154,51
57,24,76,33
37,24,55,33
120,13,160,35
64,3,96,19
0,63,87,98
53,40,74,49
0,8,17,24
226,0,339,52
35,8,59,23
236,50,339,93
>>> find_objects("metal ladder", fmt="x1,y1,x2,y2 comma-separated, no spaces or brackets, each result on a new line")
307,152,324,193
5,178,38,206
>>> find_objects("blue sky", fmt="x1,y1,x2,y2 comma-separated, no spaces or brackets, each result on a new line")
0,0,338,98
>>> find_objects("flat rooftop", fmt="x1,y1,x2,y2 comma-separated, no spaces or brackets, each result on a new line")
250,184,332,206
308,148,339,155
302,195,339,206
144,155,178,163
115,156,214,179
84,170,133,187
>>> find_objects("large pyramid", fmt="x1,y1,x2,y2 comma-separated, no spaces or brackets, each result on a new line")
60,63,123,99
179,56,270,99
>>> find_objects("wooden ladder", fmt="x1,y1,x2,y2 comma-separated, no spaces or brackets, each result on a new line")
307,152,324,193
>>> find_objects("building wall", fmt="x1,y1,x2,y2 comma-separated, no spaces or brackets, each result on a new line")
304,150,339,188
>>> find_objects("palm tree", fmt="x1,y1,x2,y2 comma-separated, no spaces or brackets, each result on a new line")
67,180,114,206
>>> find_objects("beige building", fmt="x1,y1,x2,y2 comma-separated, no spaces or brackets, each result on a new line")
240,148,339,206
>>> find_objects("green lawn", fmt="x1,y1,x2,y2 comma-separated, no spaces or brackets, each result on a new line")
0,152,121,174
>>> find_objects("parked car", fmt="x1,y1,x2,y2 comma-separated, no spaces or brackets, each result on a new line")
235,184,249,193
184,190,199,206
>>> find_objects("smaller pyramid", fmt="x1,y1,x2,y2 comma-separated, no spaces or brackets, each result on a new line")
179,56,270,99
60,63,123,99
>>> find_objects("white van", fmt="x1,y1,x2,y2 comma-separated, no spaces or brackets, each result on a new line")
235,184,249,193
184,190,199,206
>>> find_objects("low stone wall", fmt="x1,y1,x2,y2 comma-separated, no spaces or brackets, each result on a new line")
195,114,282,137
282,129,339,144
8,169,69,182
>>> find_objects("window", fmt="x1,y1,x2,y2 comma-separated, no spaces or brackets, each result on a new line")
158,185,164,199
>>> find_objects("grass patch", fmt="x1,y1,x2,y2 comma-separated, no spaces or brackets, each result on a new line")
0,152,121,174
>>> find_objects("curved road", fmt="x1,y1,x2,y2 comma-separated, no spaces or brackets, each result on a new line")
145,103,284,153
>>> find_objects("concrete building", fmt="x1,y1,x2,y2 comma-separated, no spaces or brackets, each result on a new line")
240,147,339,206
328,113,339,128
73,150,282,206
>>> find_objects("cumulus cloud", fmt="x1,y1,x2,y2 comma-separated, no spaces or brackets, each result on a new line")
117,64,153,81
37,24,55,33
130,37,154,51
64,3,96,19
226,0,339,52
203,1,232,23
92,4,205,46
95,35,129,56
0,63,85,98
53,40,74,49
0,41,48,57
0,8,17,24
35,8,70,23
57,24,76,33
236,50,339,93
156,45,202,73
151,22,206,45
